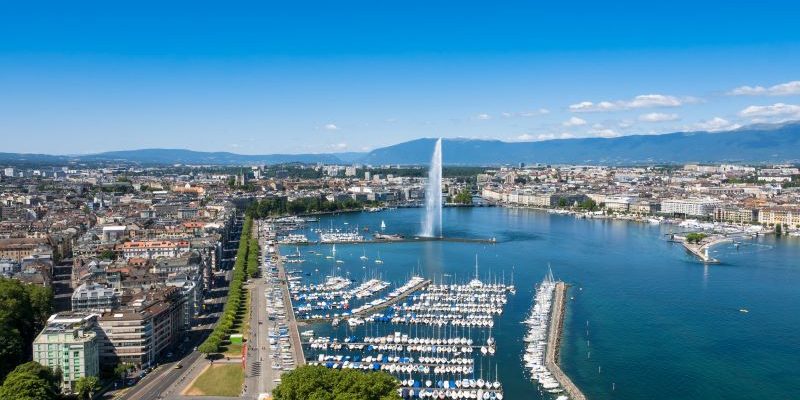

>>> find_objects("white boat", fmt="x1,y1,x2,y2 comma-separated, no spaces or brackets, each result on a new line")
375,251,384,264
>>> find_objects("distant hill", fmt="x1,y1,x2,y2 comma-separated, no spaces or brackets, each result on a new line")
81,148,345,165
359,122,800,165
1,122,799,166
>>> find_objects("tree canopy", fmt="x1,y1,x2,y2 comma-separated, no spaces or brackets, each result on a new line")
0,278,54,382
685,232,708,244
198,216,253,355
0,361,60,400
74,376,101,399
247,196,374,218
272,365,400,400
452,188,473,205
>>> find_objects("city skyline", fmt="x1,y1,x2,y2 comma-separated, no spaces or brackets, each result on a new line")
2,1,800,154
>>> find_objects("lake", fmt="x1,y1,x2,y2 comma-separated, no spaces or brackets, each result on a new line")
281,207,800,399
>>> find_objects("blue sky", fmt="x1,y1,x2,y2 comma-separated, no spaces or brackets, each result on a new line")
2,1,800,154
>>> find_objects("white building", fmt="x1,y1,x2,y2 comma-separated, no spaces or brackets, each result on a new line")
660,198,722,217
33,313,100,393
72,283,119,312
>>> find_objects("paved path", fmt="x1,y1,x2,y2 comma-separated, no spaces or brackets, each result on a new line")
274,244,305,366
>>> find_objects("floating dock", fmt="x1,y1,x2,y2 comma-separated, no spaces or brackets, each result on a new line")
546,282,587,400
351,279,432,317
295,279,432,324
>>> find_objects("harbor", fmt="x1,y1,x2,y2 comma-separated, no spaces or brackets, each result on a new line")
300,272,511,400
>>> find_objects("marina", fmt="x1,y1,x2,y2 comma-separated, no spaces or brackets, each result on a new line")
271,206,800,400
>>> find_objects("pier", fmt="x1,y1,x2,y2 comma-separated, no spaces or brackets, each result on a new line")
546,282,587,400
680,241,721,264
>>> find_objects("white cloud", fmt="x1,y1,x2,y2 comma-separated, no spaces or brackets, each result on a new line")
638,112,679,122
330,143,348,150
588,127,619,138
476,113,491,120
728,80,800,96
694,117,741,132
511,108,550,117
562,116,587,127
324,123,339,131
501,112,513,118
738,103,800,118
569,94,685,113
617,119,634,128
515,132,574,142
569,101,617,112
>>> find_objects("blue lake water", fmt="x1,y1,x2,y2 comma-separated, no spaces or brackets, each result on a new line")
281,207,800,399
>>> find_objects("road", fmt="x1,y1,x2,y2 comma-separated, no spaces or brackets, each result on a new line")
111,273,230,400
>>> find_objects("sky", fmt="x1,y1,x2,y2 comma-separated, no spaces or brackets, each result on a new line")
2,1,800,155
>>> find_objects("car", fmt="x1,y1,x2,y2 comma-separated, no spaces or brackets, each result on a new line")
193,346,198,351
174,363,183,369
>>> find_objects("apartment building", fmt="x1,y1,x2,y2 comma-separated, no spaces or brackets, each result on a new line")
660,198,722,217
33,312,100,393
117,240,191,260
97,287,187,368
72,282,119,312
758,207,800,227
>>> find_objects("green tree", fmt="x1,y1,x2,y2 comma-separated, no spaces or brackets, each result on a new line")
775,223,782,236
579,199,598,211
0,362,60,400
453,189,473,205
197,340,219,355
74,376,101,399
557,198,569,208
28,285,54,332
273,365,400,400
113,363,133,380
98,249,116,260
685,232,708,244
0,278,53,382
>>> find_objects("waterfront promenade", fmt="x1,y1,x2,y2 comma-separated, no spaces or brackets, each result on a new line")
546,282,587,400
275,244,306,366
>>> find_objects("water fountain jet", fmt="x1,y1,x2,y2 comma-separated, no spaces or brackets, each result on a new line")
420,138,442,238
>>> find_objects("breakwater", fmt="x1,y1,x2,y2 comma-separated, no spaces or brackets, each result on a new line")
546,282,587,400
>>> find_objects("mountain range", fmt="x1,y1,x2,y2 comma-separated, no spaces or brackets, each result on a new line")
2,122,799,166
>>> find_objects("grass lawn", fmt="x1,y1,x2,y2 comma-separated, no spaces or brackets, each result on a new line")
222,342,244,357
185,364,244,397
